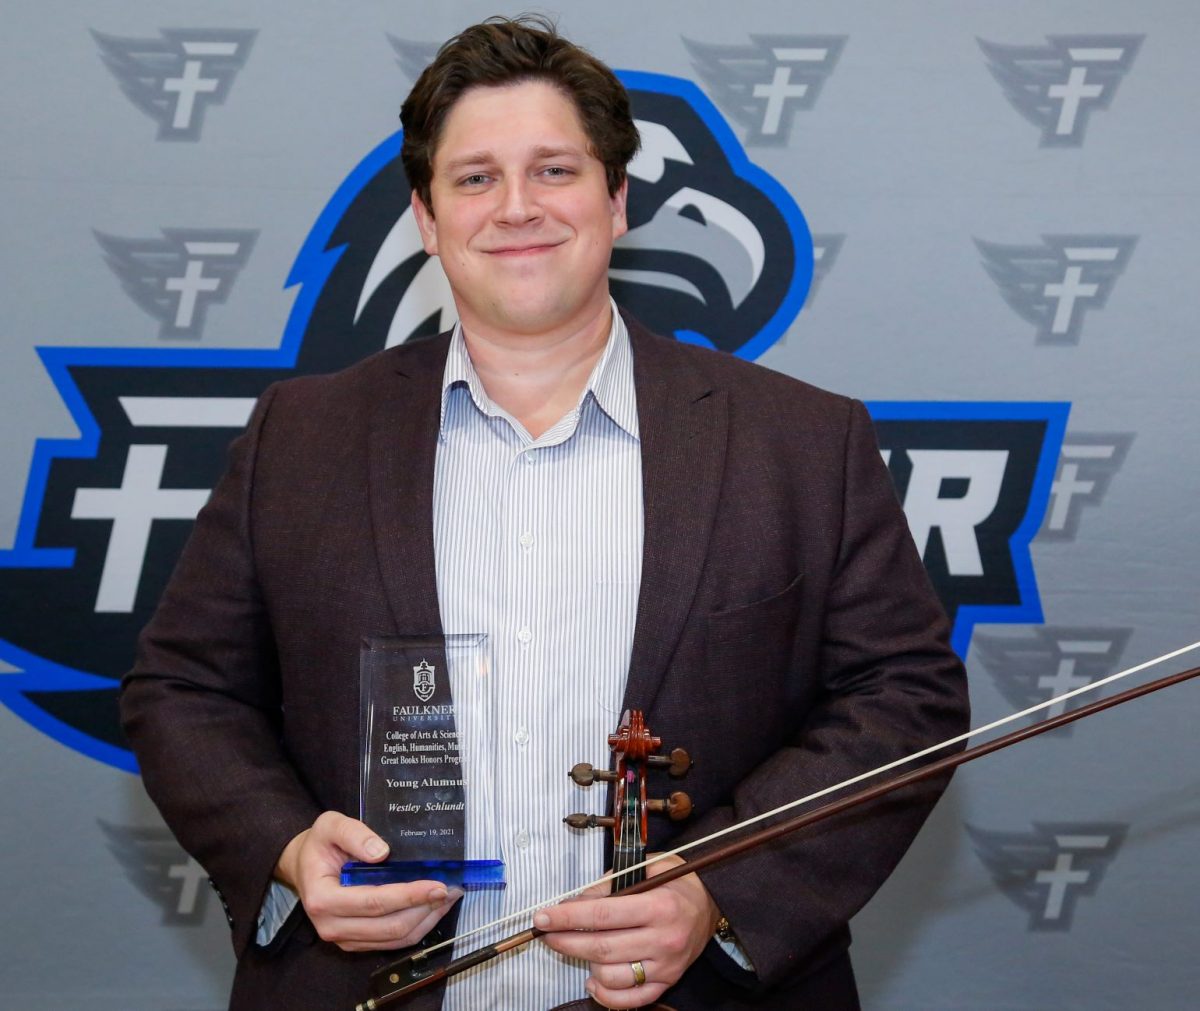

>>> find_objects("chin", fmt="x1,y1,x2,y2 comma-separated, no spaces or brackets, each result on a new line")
491,295,595,336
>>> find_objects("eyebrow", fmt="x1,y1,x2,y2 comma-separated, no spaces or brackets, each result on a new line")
438,145,588,174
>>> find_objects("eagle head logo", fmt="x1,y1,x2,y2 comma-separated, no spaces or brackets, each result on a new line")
0,71,811,769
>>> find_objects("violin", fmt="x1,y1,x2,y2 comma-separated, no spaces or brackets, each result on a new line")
359,652,1200,1011
554,710,693,1011
362,709,692,1011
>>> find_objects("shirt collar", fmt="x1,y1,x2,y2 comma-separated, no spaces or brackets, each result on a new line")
439,299,639,440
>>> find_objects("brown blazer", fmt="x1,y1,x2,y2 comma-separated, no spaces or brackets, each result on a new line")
122,312,968,1009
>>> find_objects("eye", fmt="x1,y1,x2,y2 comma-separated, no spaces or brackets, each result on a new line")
459,173,491,187
541,165,573,179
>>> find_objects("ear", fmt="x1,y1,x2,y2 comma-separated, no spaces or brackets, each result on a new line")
610,177,629,242
411,190,438,256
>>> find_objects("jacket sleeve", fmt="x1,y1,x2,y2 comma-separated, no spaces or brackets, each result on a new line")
685,398,970,989
120,384,322,958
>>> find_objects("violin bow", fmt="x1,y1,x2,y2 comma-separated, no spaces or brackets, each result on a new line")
358,642,1200,1009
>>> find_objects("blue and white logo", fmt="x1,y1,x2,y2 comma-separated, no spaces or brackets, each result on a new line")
871,402,1066,658
0,71,811,770
0,62,1068,772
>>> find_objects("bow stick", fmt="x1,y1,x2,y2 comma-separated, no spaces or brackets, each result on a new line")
358,642,1200,1009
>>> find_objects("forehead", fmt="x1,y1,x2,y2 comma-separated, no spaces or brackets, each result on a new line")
432,80,592,163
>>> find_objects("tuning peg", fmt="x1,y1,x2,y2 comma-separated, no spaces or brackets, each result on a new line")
563,813,616,830
645,791,692,821
646,747,692,778
568,762,619,787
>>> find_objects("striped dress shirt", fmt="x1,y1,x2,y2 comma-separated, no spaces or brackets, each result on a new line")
435,304,643,1010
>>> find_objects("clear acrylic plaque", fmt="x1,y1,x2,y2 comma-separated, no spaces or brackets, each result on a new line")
341,633,505,889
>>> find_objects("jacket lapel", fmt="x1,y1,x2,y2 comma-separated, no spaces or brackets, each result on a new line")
622,316,729,714
367,335,451,637
365,318,728,708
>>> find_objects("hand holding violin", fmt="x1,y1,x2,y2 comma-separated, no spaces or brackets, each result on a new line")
536,853,719,1009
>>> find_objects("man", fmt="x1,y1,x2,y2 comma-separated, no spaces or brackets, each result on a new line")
122,16,968,1011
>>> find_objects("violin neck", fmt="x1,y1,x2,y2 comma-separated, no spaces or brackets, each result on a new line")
612,838,645,892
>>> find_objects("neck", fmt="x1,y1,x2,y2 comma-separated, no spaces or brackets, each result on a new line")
461,302,614,439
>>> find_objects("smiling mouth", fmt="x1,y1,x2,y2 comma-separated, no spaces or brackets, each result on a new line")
486,241,564,256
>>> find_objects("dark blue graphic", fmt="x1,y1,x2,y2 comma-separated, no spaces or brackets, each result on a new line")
0,73,1065,771
869,401,1068,658
0,74,813,771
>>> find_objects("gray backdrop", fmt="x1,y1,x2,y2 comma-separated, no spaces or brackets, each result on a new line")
2,2,1197,1009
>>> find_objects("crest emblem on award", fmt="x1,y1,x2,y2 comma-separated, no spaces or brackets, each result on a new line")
412,659,436,702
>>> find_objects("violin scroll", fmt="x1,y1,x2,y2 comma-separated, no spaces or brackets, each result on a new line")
564,710,692,844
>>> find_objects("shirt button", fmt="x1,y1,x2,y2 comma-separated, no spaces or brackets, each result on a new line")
518,531,535,549
515,830,531,850
516,626,532,644
523,452,536,466
514,726,530,746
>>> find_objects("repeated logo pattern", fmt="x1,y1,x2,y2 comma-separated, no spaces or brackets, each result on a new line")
806,234,844,305
974,626,1132,729
388,35,439,80
92,28,257,140
10,24,1160,952
968,822,1127,929
979,35,1143,146
100,820,212,925
682,34,846,144
975,235,1136,345
95,228,258,339
1041,433,1135,541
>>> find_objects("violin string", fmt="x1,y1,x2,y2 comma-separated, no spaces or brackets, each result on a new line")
415,638,1200,962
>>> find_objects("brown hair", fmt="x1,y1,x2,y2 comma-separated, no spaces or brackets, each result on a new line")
400,14,640,210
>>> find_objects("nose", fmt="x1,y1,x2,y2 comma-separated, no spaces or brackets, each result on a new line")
495,176,542,226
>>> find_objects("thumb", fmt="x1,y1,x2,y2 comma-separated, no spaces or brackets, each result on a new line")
315,810,391,863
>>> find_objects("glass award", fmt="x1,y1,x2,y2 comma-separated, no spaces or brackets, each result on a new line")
341,633,505,889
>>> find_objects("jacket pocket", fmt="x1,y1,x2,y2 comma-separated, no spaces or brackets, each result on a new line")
706,573,805,682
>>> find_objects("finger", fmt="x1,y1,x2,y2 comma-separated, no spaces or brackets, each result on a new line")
587,976,669,1010
312,810,391,864
590,957,657,993
326,889,462,949
534,894,652,933
540,923,643,962
309,878,454,920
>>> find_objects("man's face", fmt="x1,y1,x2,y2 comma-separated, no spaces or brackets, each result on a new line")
411,80,628,341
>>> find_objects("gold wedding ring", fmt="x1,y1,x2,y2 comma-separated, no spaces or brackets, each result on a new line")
630,960,647,987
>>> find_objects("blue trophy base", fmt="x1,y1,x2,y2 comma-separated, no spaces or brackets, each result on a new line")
340,859,506,889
